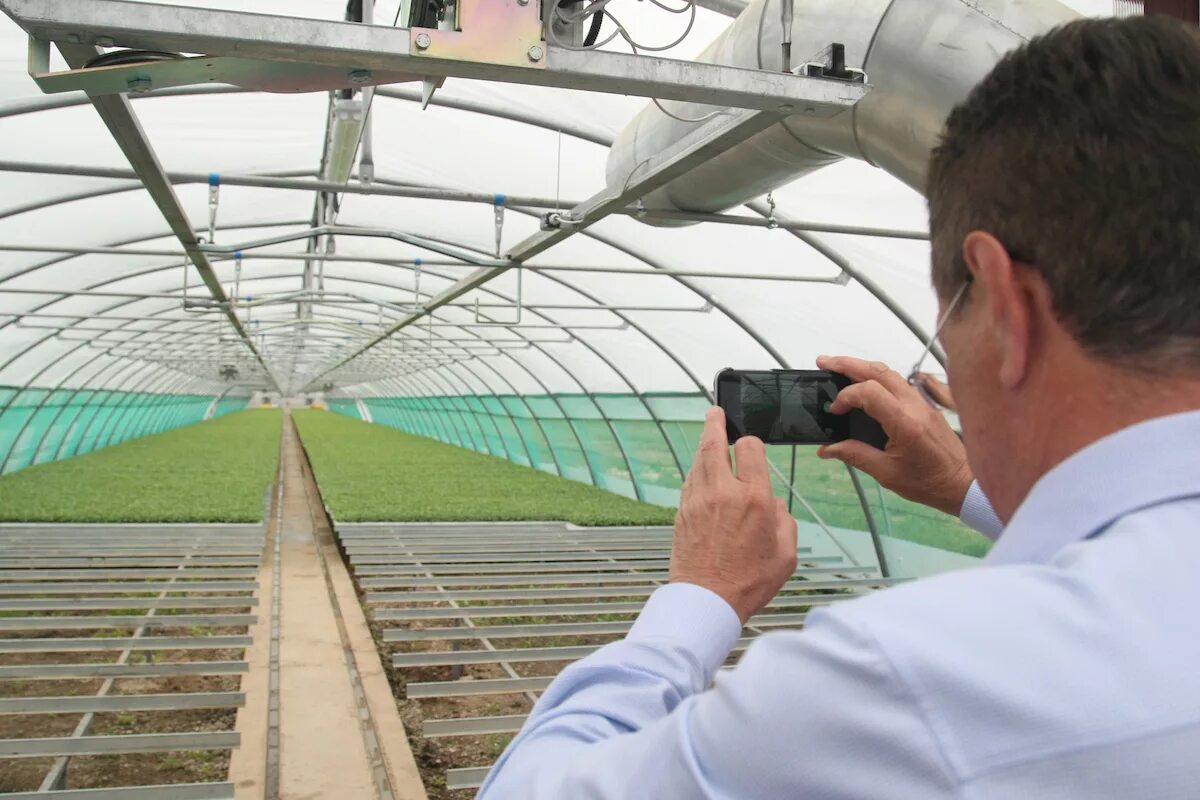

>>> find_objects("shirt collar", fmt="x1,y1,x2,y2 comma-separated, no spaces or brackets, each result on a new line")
985,410,1200,566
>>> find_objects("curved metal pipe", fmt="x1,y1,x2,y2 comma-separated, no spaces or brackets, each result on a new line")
0,308,226,472
56,361,161,461
73,363,197,458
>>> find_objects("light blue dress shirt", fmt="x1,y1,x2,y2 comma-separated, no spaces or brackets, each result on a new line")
478,411,1200,799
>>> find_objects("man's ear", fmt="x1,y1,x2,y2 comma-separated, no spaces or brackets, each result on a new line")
962,231,1031,389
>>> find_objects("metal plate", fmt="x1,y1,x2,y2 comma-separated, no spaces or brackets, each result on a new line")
410,0,545,70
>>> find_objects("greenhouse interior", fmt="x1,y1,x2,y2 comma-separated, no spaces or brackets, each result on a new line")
0,0,1166,798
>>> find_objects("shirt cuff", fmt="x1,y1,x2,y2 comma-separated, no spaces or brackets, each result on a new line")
959,480,1004,540
627,583,743,680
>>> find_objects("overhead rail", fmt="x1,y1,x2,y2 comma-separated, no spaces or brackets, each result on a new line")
1,0,865,113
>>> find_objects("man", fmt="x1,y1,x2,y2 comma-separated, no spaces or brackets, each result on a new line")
478,16,1200,798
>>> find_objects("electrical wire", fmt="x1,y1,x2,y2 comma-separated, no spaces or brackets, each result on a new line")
549,0,717,121
550,0,697,53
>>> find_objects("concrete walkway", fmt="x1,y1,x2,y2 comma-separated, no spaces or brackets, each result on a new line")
231,415,427,800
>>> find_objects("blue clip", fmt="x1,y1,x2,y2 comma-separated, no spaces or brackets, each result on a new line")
234,250,243,261
494,193,507,207
246,295,253,302
414,257,422,267
208,173,220,187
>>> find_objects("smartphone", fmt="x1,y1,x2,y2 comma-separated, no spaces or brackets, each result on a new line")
714,368,889,449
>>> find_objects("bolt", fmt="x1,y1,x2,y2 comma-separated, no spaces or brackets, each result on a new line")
126,76,152,95
518,0,529,5
527,45,544,62
64,33,81,44
348,68,371,84
95,36,114,47
415,32,432,50
778,103,794,112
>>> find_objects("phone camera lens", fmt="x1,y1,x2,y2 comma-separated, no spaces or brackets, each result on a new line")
822,401,833,413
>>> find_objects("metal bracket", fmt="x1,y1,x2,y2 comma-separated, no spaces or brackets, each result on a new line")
410,0,545,71
800,43,866,84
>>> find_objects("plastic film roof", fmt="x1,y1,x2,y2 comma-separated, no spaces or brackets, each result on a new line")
0,0,1109,411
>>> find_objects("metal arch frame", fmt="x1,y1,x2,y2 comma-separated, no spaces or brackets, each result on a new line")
5,241,865,567
381,221,873,549
95,370,193,451
377,372,463,448
319,240,661,501
429,352,572,477
0,221,308,471
13,224,749,519
415,368,499,458
1,82,931,544
0,217,312,344
10,217,833,549
407,370,490,453
57,360,170,461
289,297,596,487
0,319,220,473
0,313,235,473
0,214,675,499
48,41,278,392
442,347,603,487
310,256,656,500
311,294,623,492
90,365,195,449
60,357,218,461
0,85,939,363
441,359,576,478
103,369,214,449
0,235,302,472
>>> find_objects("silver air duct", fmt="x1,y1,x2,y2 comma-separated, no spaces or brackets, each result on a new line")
606,0,1079,224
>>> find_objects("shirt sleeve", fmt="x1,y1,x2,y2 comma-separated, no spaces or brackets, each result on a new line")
476,584,956,800
960,479,1004,540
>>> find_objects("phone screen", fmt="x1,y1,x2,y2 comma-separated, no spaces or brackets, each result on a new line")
716,369,851,445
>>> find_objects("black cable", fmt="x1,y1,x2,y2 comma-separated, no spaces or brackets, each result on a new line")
584,3,605,47
84,50,183,69
556,0,604,47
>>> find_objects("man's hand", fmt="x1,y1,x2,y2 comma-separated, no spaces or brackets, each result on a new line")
815,356,973,516
671,407,798,625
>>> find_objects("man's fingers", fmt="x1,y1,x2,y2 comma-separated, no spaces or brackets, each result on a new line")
828,380,908,434
733,435,771,490
817,355,913,398
694,406,733,484
817,439,889,475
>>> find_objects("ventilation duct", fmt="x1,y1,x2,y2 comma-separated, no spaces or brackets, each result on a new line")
607,0,1080,224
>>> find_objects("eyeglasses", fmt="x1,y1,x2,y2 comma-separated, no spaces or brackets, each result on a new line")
907,278,971,410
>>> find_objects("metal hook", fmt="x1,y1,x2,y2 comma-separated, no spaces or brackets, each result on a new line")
766,192,779,229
